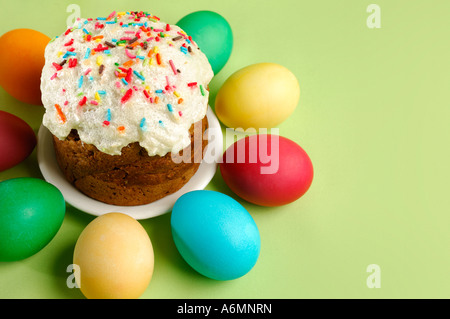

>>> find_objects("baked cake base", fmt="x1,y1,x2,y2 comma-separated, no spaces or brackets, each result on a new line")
52,117,208,206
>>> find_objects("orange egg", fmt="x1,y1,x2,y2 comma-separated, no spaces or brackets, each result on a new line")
0,29,50,105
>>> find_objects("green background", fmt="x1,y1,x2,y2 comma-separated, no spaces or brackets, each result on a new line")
1,0,449,299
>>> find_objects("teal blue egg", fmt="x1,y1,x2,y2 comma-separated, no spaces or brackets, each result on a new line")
171,190,260,280
177,11,233,75
0,177,65,261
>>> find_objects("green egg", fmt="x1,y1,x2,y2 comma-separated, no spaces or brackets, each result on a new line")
177,11,233,75
0,177,65,261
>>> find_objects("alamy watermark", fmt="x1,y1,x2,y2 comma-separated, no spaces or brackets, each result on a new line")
67,262,383,290
66,4,81,27
367,4,381,29
66,264,80,289
366,264,381,288
171,126,280,175
61,3,384,176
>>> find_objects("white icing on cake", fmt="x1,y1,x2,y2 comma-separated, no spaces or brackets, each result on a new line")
40,11,213,156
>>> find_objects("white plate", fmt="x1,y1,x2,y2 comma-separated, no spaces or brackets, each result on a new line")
37,106,223,220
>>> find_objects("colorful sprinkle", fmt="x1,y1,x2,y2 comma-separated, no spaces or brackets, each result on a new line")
125,48,136,59
169,60,177,75
107,11,116,19
64,39,73,47
125,68,133,83
54,104,66,123
78,96,87,106
94,44,109,52
96,55,103,66
105,41,116,48
123,60,134,68
78,75,84,88
156,53,162,65
84,48,91,59
68,58,78,68
52,62,63,71
128,36,138,44
167,104,173,112
139,118,147,131
63,51,77,59
121,88,133,103
199,84,205,96
133,70,145,81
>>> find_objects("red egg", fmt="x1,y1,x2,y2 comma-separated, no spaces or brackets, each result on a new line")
220,134,313,206
0,110,37,172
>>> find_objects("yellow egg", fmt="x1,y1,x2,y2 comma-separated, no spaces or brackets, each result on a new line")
73,213,154,299
215,63,300,129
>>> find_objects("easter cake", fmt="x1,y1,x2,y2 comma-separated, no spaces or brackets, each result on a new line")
40,11,214,206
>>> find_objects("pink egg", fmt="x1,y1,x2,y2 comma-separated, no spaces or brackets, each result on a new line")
0,110,37,172
220,134,313,207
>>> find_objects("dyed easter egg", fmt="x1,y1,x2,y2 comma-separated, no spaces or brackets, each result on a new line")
0,110,37,172
73,213,154,299
0,29,50,105
171,190,260,281
215,63,300,129
0,178,65,261
220,134,313,206
177,11,232,75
